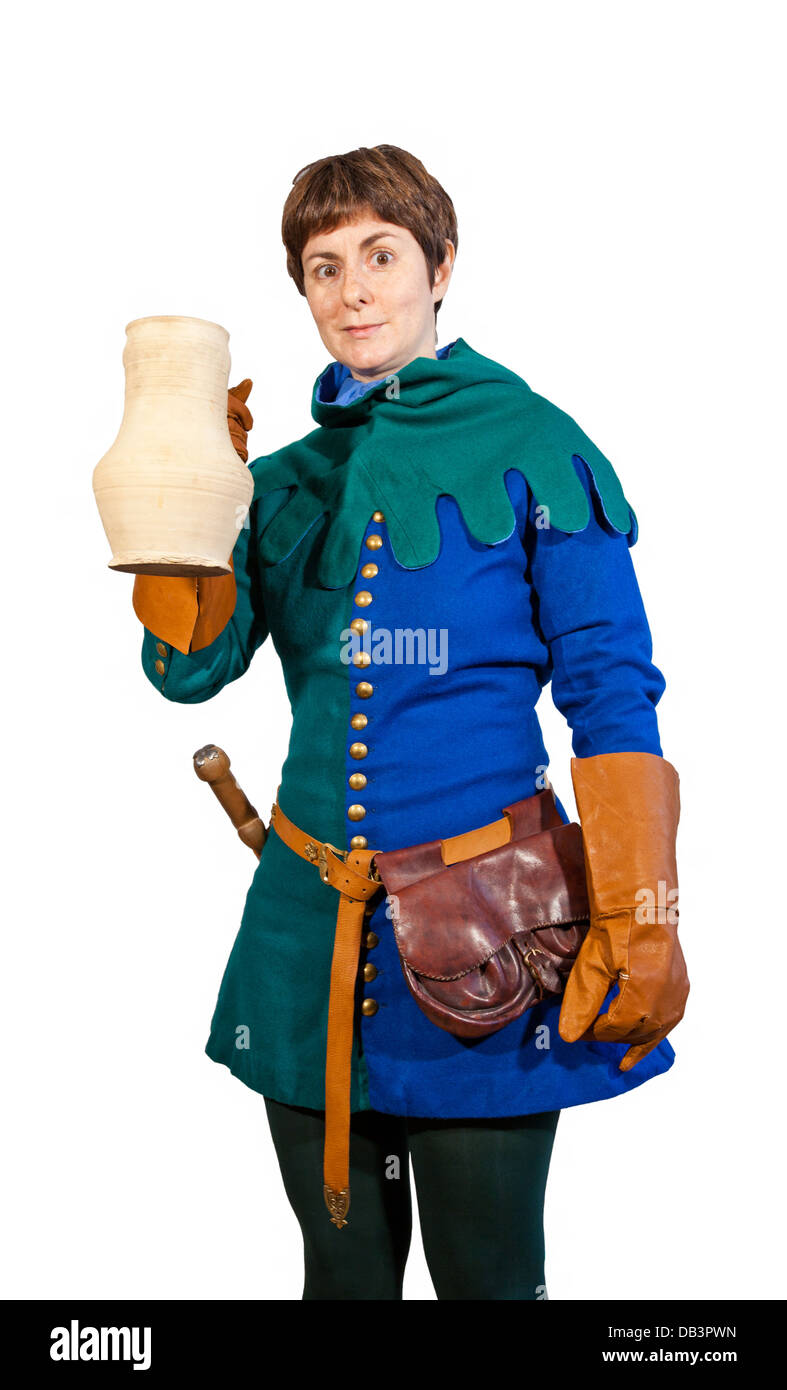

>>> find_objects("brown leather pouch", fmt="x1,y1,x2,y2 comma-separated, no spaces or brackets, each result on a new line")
372,788,590,1038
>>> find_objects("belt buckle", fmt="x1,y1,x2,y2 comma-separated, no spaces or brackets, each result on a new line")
318,841,347,884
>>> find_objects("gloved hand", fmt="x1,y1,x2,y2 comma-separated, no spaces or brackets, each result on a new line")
558,750,689,1072
227,378,254,461
132,380,254,654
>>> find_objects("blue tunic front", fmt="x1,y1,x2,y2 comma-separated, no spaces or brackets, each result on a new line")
141,338,676,1117
325,343,674,1115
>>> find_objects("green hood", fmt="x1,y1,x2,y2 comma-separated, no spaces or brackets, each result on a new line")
249,337,637,590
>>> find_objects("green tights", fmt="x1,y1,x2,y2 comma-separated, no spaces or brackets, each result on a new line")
263,1097,560,1301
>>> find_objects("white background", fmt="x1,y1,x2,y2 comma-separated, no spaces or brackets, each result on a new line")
2,0,783,1301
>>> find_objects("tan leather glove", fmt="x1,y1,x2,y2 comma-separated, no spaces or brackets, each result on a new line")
558,750,689,1072
132,379,254,654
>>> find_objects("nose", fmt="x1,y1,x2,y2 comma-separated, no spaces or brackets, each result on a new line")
341,262,372,309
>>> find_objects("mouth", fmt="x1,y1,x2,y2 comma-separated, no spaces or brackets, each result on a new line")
343,323,384,338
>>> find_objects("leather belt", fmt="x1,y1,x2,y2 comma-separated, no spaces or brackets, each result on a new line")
267,791,384,1229
266,787,523,1229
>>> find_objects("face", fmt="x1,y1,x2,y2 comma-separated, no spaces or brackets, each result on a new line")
301,208,455,381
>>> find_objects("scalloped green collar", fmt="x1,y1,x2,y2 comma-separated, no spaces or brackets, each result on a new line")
250,337,636,590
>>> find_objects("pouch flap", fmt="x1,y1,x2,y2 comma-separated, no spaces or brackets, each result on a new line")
388,823,589,978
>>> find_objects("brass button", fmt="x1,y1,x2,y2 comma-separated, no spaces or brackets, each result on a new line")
154,659,165,675
349,742,368,759
350,715,368,731
349,770,367,788
156,641,168,657
361,563,378,578
350,617,368,633
354,590,373,607
372,511,386,523
361,998,379,1016
352,651,371,668
365,534,383,550
350,835,369,850
347,804,366,821
355,681,374,699
363,962,378,982
365,930,379,948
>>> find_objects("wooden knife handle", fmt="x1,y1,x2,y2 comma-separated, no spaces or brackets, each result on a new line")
192,744,266,859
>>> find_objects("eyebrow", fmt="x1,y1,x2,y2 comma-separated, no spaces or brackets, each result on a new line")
304,228,403,263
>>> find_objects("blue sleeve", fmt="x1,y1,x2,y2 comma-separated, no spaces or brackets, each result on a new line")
524,456,665,757
140,493,269,704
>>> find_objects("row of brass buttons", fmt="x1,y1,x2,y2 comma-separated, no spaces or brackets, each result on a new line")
363,925,379,1014
347,510,385,851
351,512,387,1017
154,639,168,676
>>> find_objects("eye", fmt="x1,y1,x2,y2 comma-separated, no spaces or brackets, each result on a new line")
315,263,338,279
372,250,393,266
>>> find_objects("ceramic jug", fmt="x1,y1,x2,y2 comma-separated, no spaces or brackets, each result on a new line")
92,315,254,576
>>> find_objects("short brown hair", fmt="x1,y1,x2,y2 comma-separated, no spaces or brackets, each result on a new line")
282,144,458,317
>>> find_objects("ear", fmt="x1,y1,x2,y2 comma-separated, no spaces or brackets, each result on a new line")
432,240,456,304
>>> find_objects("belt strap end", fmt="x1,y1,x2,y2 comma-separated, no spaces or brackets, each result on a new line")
324,1183,350,1229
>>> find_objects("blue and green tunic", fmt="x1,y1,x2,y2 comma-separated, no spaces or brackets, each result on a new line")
139,337,676,1117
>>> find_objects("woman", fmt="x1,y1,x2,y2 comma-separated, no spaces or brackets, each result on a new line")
131,144,689,1300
